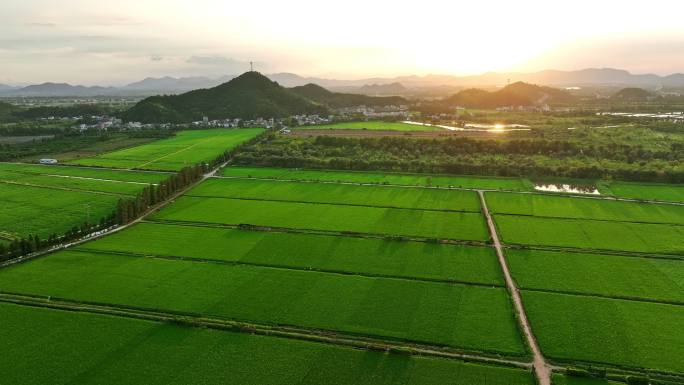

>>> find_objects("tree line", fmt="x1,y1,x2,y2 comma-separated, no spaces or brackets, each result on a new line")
232,135,684,183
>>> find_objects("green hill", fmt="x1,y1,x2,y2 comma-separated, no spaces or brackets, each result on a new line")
446,82,575,108
611,87,653,101
289,83,406,108
121,72,328,123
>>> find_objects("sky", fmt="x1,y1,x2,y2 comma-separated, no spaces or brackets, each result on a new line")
1,0,683,85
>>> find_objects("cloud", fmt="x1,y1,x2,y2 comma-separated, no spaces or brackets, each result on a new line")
187,56,240,66
24,22,56,27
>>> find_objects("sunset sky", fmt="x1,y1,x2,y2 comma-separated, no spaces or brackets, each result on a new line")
1,0,683,85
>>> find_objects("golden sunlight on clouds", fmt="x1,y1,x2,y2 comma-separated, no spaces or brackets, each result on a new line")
1,0,683,83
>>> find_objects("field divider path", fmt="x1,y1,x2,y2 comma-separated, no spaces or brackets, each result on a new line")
142,219,490,247
493,212,684,227
72,247,506,288
478,190,552,385
213,174,684,206
0,292,537,370
501,242,684,261
0,179,134,197
43,174,159,185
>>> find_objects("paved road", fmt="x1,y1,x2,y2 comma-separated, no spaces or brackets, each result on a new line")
478,190,551,385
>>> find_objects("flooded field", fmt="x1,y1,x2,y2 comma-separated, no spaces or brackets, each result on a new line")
534,183,600,195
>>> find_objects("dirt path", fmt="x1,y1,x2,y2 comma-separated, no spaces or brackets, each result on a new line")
478,190,551,385
44,174,158,185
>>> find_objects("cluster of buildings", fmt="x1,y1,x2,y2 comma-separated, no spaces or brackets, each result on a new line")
335,105,410,119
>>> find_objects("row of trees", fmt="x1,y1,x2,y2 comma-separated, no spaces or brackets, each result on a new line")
233,136,684,183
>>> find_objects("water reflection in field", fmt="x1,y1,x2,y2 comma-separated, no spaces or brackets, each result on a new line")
534,183,600,195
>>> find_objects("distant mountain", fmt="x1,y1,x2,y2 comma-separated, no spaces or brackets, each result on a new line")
269,69,684,89
611,87,654,101
446,82,576,108
356,82,407,95
289,84,406,108
122,72,327,123
3,82,117,97
121,75,235,94
3,68,683,98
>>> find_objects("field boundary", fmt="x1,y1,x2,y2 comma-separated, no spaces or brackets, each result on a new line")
0,292,533,367
518,287,684,307
491,211,684,227
144,218,491,246
501,242,684,260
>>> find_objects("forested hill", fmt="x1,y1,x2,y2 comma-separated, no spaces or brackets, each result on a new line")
446,82,576,108
121,72,328,123
289,84,407,108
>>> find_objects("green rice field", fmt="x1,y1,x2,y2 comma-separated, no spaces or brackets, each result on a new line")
69,129,264,171
486,192,684,225
0,302,534,385
0,183,121,239
222,166,534,190
298,121,444,131
151,197,489,241
190,178,482,211
0,250,526,355
552,375,622,385
523,291,684,373
507,249,684,303
494,215,684,255
601,181,684,203
78,222,504,285
0,163,169,239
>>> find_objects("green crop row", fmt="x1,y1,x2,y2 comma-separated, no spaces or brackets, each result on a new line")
0,250,526,355
79,222,503,286
150,197,490,241
189,178,482,212
0,302,535,385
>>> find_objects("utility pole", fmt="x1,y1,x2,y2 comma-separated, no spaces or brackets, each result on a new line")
250,61,254,72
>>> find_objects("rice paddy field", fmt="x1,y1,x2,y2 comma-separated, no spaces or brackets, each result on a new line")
190,178,482,211
494,214,684,255
0,162,169,240
600,181,684,203
486,192,684,225
1,302,535,385
507,249,684,303
79,222,504,285
222,165,534,190
151,196,489,241
2,160,684,384
0,250,525,355
522,291,684,373
298,121,444,131
68,128,264,171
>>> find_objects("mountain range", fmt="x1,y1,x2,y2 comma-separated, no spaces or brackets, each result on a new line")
1,68,683,97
